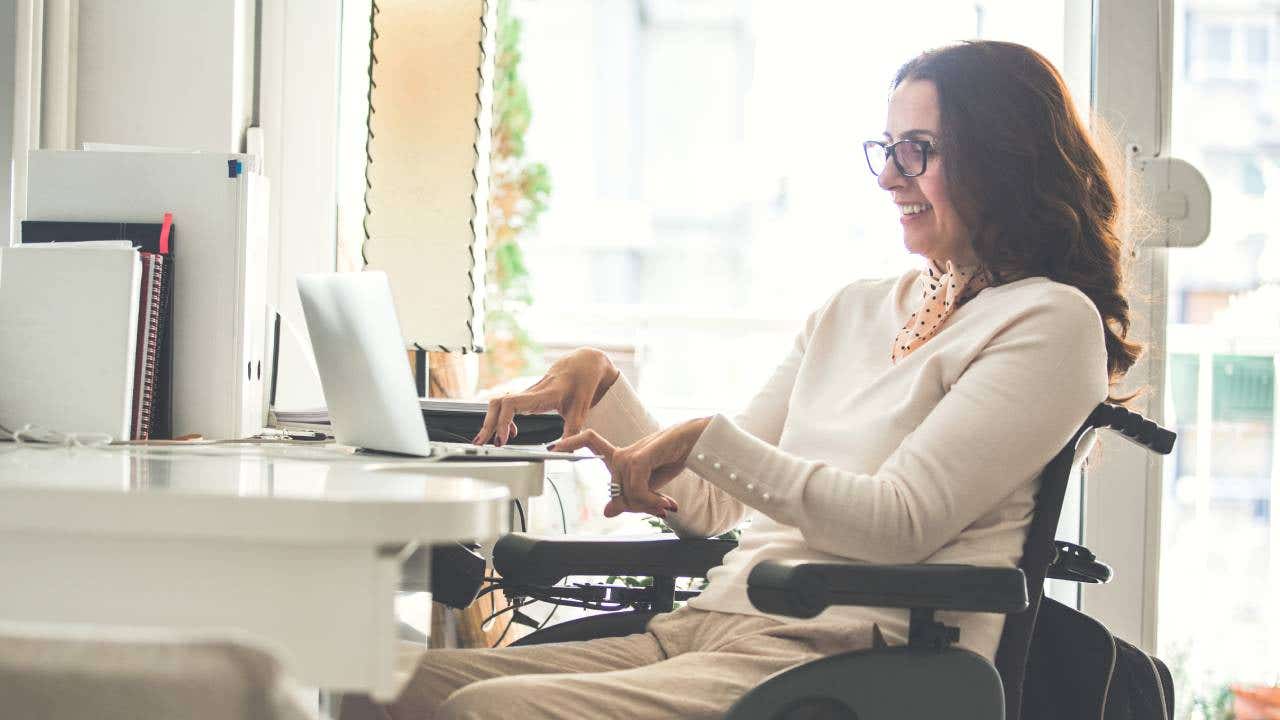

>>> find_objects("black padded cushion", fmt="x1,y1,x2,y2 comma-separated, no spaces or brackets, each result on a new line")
493,534,738,586
746,559,1028,619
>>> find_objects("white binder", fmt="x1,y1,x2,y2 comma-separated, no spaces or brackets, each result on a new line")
26,150,270,439
0,244,141,440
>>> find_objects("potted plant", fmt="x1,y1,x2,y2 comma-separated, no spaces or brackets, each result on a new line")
1232,684,1280,719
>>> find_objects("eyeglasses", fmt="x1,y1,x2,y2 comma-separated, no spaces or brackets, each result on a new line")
862,139,936,178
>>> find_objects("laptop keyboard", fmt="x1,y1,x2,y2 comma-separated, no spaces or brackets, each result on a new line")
429,441,552,455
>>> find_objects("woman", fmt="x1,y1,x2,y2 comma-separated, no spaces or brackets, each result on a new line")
378,40,1140,720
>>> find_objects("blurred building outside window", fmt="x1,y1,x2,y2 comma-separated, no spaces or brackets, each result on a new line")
1161,1,1280,716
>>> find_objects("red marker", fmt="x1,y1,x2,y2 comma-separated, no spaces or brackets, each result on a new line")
159,212,173,254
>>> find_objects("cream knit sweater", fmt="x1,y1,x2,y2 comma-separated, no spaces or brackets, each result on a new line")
584,268,1108,660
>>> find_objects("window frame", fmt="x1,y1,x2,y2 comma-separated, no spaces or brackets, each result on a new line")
258,0,342,313
6,0,43,248
1082,0,1177,652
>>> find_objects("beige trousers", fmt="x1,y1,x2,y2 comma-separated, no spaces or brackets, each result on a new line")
346,607,873,720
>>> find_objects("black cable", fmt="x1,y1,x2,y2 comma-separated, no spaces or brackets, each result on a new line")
513,588,630,613
535,601,558,632
491,617,515,648
491,601,524,648
528,598,624,612
513,498,527,532
492,596,557,648
475,584,505,601
489,579,497,625
546,476,568,534
480,599,524,629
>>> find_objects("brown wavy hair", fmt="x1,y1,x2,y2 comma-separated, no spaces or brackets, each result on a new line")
894,41,1142,390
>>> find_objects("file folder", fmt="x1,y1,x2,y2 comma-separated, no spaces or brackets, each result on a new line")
0,244,141,439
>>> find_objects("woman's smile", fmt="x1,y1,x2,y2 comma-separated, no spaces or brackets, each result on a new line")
898,202,934,224
878,79,976,266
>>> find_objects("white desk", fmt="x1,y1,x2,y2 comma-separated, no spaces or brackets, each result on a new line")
0,442,520,700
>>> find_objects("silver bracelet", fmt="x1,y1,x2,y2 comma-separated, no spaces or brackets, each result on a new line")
608,482,622,498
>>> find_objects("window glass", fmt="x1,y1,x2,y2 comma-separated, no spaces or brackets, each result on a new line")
1206,24,1234,64
1161,0,1280,710
1245,25,1269,65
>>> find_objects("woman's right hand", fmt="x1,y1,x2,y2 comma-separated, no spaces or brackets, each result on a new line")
472,348,621,446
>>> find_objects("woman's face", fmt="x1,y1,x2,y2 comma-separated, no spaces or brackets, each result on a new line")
879,79,977,267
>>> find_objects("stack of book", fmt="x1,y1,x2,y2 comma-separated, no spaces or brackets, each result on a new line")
0,218,175,441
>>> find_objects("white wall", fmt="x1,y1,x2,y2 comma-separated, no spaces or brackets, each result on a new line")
257,0,341,409
72,0,255,152
55,0,341,409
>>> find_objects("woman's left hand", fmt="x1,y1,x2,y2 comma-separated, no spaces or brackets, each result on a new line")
552,417,712,519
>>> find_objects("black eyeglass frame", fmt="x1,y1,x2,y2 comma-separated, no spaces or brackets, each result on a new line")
862,138,937,178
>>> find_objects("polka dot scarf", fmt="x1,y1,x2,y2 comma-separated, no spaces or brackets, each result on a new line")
892,260,991,363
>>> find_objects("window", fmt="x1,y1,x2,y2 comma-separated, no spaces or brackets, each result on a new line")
1160,0,1280,707
1246,25,1270,64
1187,10,1278,81
1206,24,1234,65
1242,157,1267,196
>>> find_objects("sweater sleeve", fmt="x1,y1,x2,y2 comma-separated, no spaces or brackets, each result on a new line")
582,374,747,538
582,300,831,539
683,292,1109,564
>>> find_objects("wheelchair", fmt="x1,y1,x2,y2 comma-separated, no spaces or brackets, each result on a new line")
487,403,1176,719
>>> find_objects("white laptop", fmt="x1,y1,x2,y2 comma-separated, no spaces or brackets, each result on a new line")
297,271,586,461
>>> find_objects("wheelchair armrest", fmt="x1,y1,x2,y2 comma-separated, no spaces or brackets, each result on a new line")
746,560,1028,619
493,533,738,586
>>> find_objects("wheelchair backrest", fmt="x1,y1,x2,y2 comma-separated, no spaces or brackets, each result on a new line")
994,403,1175,720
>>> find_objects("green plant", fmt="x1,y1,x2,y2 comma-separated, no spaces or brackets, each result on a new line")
482,0,551,387
646,516,743,543
1191,685,1235,720
1167,641,1237,720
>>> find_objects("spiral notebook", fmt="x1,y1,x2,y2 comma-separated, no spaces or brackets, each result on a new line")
130,251,172,439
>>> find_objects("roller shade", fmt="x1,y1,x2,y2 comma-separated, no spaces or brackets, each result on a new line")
364,0,495,352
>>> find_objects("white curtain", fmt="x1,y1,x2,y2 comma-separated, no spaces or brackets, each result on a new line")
363,0,495,352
